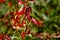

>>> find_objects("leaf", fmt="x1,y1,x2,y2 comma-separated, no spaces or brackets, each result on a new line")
42,14,50,21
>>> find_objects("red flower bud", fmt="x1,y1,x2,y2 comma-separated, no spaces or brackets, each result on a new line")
22,21,26,24
17,23,21,27
21,32,25,39
23,6,27,13
17,6,27,15
37,20,43,25
15,19,18,23
31,18,38,25
17,11,23,15
27,12,31,21
27,16,31,21
26,30,31,34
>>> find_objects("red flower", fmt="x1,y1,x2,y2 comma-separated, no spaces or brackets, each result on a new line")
17,11,23,15
26,30,31,34
17,23,24,28
17,23,21,27
37,20,43,25
22,21,26,24
27,12,31,21
14,17,19,23
16,6,27,15
21,32,26,39
23,6,27,13
27,16,31,21
31,18,38,26
0,0,6,3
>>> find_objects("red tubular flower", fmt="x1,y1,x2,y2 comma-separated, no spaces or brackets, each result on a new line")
17,10,23,15
17,23,21,27
14,19,18,23
23,6,27,13
27,12,31,21
26,7,39,26
16,8,23,15
26,8,32,21
17,23,23,28
26,30,31,34
37,20,43,25
27,15,32,21
17,6,27,15
0,0,6,3
21,32,26,39
22,21,26,24
31,18,38,26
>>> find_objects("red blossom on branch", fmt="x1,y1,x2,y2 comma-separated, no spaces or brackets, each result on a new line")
21,32,26,40
16,6,27,15
31,18,38,25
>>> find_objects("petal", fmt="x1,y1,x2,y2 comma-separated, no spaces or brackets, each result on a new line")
31,18,38,25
